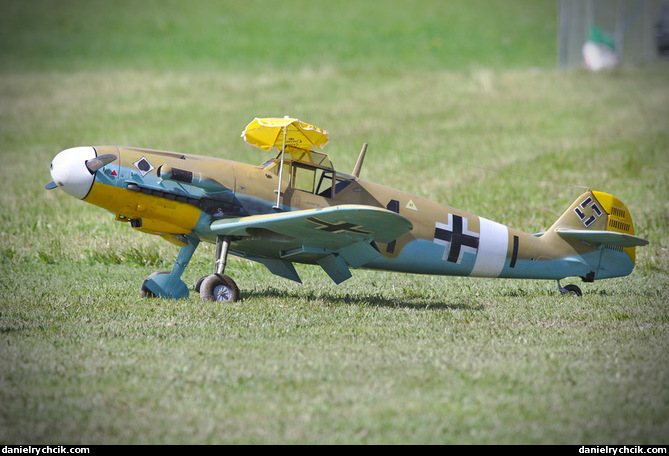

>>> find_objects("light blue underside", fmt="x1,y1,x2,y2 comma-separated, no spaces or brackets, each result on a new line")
95,165,635,286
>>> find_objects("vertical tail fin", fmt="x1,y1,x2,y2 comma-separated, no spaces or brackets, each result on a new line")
547,190,648,280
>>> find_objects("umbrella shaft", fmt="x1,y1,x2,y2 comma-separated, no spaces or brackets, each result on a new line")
275,129,287,208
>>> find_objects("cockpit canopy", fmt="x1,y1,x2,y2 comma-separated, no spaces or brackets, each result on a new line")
262,148,332,169
262,148,350,199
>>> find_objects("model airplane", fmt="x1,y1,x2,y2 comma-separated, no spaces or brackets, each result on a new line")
46,117,648,301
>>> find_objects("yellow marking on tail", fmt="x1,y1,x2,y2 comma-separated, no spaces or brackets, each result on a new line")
592,191,637,263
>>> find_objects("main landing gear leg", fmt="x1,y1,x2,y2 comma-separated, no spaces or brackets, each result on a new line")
198,235,240,302
141,235,200,299
557,280,582,297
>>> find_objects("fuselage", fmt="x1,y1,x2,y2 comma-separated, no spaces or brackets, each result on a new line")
50,146,636,284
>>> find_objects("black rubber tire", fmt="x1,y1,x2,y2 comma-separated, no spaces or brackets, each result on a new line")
563,284,582,297
194,275,207,293
199,274,240,302
140,271,169,298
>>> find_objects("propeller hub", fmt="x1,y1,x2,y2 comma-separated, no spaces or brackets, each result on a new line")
48,146,97,199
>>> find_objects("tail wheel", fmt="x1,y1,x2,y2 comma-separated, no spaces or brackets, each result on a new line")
199,273,239,302
563,284,583,297
558,280,583,297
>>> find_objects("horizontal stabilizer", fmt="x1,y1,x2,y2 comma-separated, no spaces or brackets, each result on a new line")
556,229,649,248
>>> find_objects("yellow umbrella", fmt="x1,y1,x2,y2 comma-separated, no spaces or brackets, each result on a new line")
241,117,329,152
241,117,329,209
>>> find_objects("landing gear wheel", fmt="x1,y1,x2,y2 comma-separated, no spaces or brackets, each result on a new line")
199,274,239,302
140,271,169,298
194,275,207,293
563,284,582,297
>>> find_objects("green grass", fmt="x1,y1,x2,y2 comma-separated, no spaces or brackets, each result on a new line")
1,0,668,445
0,0,556,72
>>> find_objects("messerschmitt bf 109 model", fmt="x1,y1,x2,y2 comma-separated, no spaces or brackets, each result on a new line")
46,117,648,302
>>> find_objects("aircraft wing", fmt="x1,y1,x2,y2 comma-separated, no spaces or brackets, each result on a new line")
209,205,413,284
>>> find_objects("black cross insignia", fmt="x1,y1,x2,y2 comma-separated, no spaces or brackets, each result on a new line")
434,214,479,263
306,217,371,235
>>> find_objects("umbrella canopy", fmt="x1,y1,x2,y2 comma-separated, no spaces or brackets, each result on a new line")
241,117,329,152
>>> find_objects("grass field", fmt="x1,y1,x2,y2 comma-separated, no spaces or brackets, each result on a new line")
1,0,668,445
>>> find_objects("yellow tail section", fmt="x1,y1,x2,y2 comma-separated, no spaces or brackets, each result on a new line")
549,190,626,232
548,190,648,276
592,191,635,233
591,191,639,263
